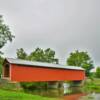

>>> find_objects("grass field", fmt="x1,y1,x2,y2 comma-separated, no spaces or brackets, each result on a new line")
0,89,58,100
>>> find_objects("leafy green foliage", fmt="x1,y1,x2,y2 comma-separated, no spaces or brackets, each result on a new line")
67,50,94,76
0,15,14,75
82,78,100,93
28,48,58,64
0,15,14,60
17,48,27,60
17,48,58,64
95,67,100,78
0,15,14,49
20,82,48,89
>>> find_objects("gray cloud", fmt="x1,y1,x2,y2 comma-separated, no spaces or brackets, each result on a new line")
0,0,100,65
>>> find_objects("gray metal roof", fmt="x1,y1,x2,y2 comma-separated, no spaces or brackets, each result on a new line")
6,58,84,71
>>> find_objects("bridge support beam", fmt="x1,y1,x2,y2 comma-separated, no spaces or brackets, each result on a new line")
47,81,64,89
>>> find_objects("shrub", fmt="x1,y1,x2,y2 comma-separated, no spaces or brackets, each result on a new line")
20,82,48,90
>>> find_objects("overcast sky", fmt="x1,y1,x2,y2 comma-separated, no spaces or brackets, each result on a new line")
0,0,100,65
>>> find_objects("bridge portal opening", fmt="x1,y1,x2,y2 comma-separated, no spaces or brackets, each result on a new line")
4,64,10,78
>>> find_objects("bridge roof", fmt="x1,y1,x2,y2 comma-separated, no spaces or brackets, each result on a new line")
5,58,84,71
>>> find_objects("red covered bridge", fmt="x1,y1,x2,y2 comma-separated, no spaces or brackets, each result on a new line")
2,58,85,82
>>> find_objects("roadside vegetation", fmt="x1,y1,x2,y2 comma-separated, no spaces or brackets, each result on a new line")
82,78,100,93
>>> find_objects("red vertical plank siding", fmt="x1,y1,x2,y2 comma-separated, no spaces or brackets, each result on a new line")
11,64,85,82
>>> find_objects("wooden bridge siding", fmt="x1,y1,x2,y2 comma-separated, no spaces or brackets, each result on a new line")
11,64,85,82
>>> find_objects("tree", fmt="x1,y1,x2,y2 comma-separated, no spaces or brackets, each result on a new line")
28,48,58,64
67,50,94,76
0,15,14,50
17,48,27,59
95,67,100,78
44,48,58,64
17,48,58,64
0,15,14,76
